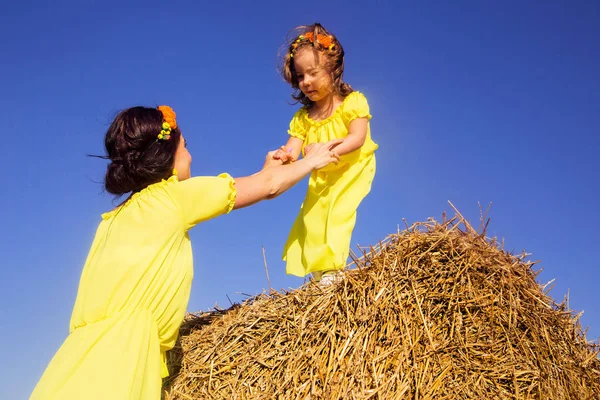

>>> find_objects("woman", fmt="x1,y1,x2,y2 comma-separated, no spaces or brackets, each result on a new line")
30,105,340,399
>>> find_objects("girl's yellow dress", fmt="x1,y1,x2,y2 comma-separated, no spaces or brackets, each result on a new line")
30,173,236,400
283,91,378,277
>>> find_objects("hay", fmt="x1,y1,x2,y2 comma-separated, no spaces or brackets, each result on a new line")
163,212,600,399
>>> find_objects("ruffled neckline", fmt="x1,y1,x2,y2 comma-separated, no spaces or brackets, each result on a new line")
301,91,358,127
101,175,179,220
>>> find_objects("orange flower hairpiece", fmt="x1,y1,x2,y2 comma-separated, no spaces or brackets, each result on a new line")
157,105,177,140
290,32,335,57
304,32,333,48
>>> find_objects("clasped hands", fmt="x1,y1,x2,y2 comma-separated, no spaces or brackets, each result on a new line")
263,140,342,170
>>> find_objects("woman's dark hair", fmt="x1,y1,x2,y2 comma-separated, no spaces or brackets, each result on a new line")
279,22,353,107
102,106,181,196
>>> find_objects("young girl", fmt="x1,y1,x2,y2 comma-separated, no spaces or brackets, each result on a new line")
30,105,340,400
273,23,378,284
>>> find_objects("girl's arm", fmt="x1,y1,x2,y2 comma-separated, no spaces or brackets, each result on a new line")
284,136,304,161
232,139,341,209
327,117,368,156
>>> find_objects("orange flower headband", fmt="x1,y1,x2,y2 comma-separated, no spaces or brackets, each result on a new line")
157,105,177,140
290,32,335,57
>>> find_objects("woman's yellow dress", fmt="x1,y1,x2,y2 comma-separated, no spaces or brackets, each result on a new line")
283,91,378,277
30,173,236,400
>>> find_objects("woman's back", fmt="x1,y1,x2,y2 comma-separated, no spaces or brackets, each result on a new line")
71,175,193,345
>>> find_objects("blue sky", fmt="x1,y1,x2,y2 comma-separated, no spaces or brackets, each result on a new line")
2,1,599,398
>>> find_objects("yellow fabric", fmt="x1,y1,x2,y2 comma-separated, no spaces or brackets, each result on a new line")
283,91,378,277
31,173,236,400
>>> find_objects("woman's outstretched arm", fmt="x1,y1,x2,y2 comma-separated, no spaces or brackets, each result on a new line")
232,139,342,210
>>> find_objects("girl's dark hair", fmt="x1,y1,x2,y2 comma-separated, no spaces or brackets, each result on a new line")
102,106,181,196
279,22,353,107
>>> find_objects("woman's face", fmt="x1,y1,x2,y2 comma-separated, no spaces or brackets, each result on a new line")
173,134,192,180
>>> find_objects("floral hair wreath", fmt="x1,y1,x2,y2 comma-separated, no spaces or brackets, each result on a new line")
157,105,177,140
290,32,335,57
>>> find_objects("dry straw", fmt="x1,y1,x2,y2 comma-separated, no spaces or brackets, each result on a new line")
163,210,600,399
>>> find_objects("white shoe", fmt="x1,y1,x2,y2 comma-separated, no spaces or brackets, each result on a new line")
318,270,343,286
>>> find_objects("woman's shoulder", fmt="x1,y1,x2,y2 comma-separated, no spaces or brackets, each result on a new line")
101,176,179,220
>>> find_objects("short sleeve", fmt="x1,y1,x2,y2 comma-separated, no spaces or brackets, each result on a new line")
167,173,237,230
287,110,307,140
342,91,372,124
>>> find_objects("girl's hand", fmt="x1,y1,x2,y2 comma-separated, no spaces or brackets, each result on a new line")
263,151,284,169
303,139,343,170
272,146,293,163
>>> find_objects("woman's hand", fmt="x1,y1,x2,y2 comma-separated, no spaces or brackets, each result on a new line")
304,139,343,157
263,150,284,170
304,143,315,155
303,139,343,170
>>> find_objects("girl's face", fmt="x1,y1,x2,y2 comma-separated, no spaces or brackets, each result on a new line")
293,48,334,103
173,134,192,180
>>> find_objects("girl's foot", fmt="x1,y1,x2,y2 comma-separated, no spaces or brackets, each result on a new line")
318,270,343,286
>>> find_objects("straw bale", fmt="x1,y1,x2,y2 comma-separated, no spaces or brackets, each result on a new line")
163,214,600,399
